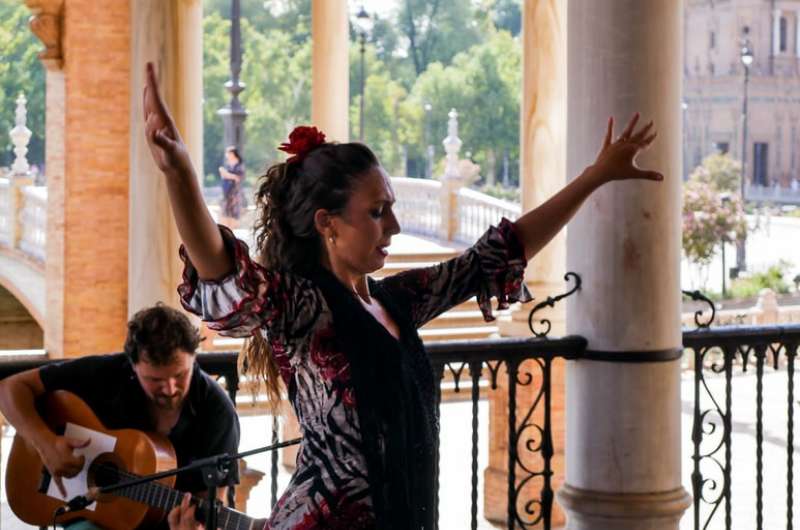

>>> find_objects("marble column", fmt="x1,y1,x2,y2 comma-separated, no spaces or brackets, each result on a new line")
489,1,568,526
774,9,782,58
129,0,203,316
311,0,349,142
25,0,65,357
558,1,690,529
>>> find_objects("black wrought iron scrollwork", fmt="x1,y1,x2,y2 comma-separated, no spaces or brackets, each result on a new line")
690,344,731,530
682,289,716,329
506,357,554,529
528,272,582,339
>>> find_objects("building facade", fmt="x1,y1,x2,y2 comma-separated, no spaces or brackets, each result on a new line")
685,0,800,196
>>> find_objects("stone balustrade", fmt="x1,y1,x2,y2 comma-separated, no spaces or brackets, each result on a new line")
0,177,11,247
0,176,47,264
19,185,47,262
455,186,521,243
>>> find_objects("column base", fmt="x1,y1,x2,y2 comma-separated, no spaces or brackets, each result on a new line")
557,484,690,530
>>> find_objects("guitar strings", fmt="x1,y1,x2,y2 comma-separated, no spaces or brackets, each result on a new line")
90,462,251,529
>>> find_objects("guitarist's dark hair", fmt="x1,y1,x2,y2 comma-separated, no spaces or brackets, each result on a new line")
124,304,202,365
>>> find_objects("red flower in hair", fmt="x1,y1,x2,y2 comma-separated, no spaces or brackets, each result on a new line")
278,125,327,164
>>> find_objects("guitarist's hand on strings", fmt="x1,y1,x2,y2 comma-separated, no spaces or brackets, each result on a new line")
39,435,90,497
168,494,203,530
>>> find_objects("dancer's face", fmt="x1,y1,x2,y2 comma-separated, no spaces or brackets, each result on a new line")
321,166,401,275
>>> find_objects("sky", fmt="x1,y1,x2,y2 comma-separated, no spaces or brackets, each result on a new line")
354,0,396,18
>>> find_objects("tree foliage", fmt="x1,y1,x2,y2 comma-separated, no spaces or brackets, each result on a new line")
0,1,45,170
688,153,742,194
203,0,522,186
202,11,311,184
682,154,748,267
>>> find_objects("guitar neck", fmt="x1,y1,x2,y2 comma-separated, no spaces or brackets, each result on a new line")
113,479,256,530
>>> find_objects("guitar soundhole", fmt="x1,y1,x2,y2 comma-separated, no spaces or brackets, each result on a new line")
88,453,125,493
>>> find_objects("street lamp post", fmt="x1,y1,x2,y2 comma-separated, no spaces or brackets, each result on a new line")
218,0,247,153
720,194,732,298
737,26,754,273
355,6,373,141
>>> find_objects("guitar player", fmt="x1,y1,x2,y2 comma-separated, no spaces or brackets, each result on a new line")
0,304,241,529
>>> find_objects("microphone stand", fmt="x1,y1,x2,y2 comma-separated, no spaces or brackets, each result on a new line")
57,437,302,528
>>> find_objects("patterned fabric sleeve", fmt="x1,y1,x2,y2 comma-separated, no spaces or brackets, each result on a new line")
177,225,316,338
379,217,533,329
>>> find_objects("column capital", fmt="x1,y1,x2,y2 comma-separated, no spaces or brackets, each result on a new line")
25,0,64,71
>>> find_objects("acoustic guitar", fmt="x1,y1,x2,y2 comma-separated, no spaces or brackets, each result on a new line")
6,390,259,529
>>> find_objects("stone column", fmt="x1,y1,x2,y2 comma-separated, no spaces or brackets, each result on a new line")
490,0,568,526
25,0,64,357
796,11,800,57
774,9,782,57
558,2,690,529
311,0,349,142
129,0,203,316
28,0,131,357
275,0,352,467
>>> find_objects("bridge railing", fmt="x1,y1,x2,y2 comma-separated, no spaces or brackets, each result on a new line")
19,185,46,262
201,177,521,246
0,175,46,264
391,177,443,239
745,183,800,205
0,177,11,247
455,186,521,243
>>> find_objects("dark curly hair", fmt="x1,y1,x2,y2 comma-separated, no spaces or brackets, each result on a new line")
124,303,201,365
254,142,379,272
242,141,379,407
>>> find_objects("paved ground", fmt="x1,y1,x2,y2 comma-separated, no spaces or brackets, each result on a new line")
2,367,796,530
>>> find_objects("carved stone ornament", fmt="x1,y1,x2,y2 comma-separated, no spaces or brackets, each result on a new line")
24,0,64,70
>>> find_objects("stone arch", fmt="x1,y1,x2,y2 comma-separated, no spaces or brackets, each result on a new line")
0,280,43,350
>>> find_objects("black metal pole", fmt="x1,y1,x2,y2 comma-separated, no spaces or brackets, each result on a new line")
359,32,366,141
721,240,727,297
218,0,248,153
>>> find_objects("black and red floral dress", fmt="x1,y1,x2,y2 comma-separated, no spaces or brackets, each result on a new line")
178,219,531,530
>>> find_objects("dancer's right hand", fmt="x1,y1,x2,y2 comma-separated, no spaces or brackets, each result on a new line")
143,62,193,178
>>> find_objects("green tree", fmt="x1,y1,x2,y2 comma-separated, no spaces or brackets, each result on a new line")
0,2,45,170
408,30,520,183
203,11,311,185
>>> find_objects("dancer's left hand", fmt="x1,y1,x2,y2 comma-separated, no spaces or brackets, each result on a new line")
590,113,663,184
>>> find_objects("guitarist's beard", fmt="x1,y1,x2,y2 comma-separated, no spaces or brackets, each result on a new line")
153,392,184,410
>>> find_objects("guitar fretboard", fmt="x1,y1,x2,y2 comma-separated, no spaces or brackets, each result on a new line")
93,463,256,530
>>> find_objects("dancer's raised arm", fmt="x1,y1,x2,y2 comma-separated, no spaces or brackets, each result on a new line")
143,62,232,279
514,113,661,260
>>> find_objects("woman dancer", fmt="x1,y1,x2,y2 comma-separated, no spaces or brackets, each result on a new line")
142,61,662,529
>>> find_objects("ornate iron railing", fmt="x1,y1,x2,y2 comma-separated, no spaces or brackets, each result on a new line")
684,324,799,530
0,337,586,529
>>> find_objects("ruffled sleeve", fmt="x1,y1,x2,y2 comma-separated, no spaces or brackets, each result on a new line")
177,225,318,338
378,218,532,329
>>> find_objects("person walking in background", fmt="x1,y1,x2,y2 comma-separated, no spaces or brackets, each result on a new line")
218,146,245,229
